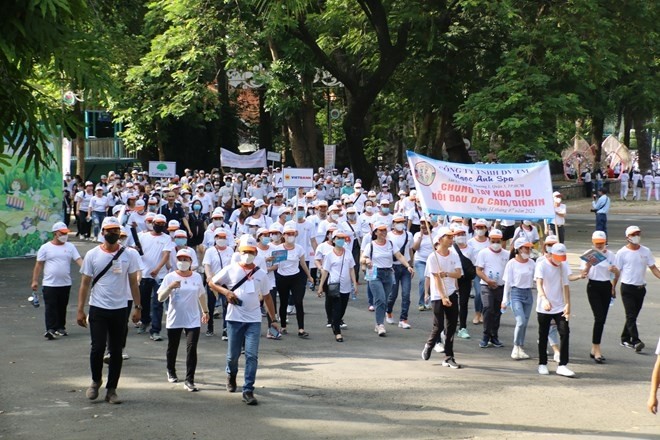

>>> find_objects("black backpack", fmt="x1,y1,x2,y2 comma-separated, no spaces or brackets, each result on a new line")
453,244,476,281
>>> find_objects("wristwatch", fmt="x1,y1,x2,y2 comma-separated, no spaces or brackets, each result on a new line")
134,304,143,310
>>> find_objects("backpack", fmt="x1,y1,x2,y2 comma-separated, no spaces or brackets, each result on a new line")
453,244,476,281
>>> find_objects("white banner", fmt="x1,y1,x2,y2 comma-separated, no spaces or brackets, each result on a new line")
281,168,314,188
267,151,281,162
148,161,177,178
407,151,554,220
324,144,336,170
221,148,267,169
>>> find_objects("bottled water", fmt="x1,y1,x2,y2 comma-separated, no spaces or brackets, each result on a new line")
609,297,615,307
28,292,40,308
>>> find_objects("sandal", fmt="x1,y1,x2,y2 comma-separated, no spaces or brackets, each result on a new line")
336,335,344,343
298,331,310,339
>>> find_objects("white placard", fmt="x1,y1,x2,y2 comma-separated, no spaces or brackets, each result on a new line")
267,151,281,162
148,161,177,178
324,144,336,170
281,168,314,188
221,148,267,169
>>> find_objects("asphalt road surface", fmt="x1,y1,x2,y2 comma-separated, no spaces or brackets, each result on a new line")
1,213,659,439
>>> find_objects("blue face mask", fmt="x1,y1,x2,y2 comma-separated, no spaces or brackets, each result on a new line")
297,211,305,219
174,238,187,247
261,236,271,245
335,238,346,248
381,207,390,214
285,214,292,222
193,204,201,211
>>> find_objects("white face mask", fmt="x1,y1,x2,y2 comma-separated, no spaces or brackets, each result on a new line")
490,243,502,252
146,223,154,231
330,213,339,221
176,260,191,271
545,245,553,253
365,206,374,214
394,223,405,232
57,234,69,243
519,251,530,260
240,253,255,265
628,236,641,245
475,229,486,237
553,197,562,204
215,238,227,247
455,235,467,245
213,220,223,228
285,235,296,244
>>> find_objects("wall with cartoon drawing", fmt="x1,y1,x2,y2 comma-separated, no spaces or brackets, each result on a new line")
0,147,62,258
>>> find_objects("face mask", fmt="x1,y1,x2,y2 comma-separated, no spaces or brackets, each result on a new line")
148,206,158,213
381,207,390,214
249,227,258,236
285,214,292,222
394,223,405,231
519,251,530,260
490,243,502,252
193,204,201,211
225,181,231,187
335,238,346,248
455,235,467,245
212,219,223,228
297,211,305,219
285,235,296,244
153,224,166,234
347,214,356,221
176,260,191,271
240,253,256,265
545,245,553,253
365,206,373,214
146,222,154,231
260,236,271,245
330,213,339,221
271,234,281,242
215,238,227,247
175,238,187,247
57,234,69,243
628,236,641,245
104,232,120,244
475,229,486,237
553,197,561,204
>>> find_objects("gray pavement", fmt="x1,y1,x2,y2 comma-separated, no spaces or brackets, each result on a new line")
1,215,659,439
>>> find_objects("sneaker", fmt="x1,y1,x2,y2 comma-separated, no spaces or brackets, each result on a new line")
226,374,237,392
620,341,634,349
44,330,56,340
556,365,576,377
377,324,387,337
137,325,147,334
221,330,228,341
442,357,461,369
385,313,395,325
538,364,549,375
133,320,142,328
340,321,348,329
479,338,490,348
421,344,432,361
150,333,162,341
491,338,504,348
552,352,561,363
634,341,645,352
418,305,426,311
368,305,375,312
433,342,445,353
286,305,295,315
184,380,198,392
242,391,258,405
105,388,122,404
398,320,411,329
518,348,530,360
55,329,68,336
511,346,520,359
122,351,130,360
326,322,332,328
457,328,470,339
86,381,102,400
103,352,111,364
205,330,214,337
167,372,178,383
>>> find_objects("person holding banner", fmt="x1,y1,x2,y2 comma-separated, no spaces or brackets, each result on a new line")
421,227,462,369
361,221,415,337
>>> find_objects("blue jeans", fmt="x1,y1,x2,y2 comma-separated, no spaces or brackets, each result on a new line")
149,279,164,335
472,277,482,313
225,321,261,393
368,268,394,325
414,261,426,306
510,287,533,347
387,265,411,321
595,213,607,235
92,211,106,238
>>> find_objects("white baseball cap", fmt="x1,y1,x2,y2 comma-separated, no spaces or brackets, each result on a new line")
625,225,641,236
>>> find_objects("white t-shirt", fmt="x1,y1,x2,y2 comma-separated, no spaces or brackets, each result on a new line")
476,247,510,286
467,237,490,264
212,264,270,323
579,249,616,282
362,240,396,269
140,233,174,279
358,213,376,237
615,245,656,286
655,337,660,355
512,226,539,244
503,258,536,289
127,211,148,233
552,204,566,226
159,271,205,329
413,232,434,263
37,242,81,286
168,245,199,272
314,241,334,264
273,243,306,276
202,245,234,277
257,245,276,289
534,258,570,314
202,224,235,249
387,231,413,264
294,220,316,261
425,251,462,300
81,245,141,309
322,249,356,294
89,195,108,213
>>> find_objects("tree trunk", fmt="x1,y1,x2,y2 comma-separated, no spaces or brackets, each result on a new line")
633,117,652,172
342,90,376,186
591,115,604,166
155,120,165,161
415,110,434,153
73,100,85,179
623,111,632,147
443,112,472,163
258,88,272,151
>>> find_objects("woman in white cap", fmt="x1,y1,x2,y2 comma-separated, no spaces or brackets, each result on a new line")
256,228,279,338
157,248,209,391
202,228,233,339
317,231,357,342
314,225,338,327
412,220,434,311
502,238,536,360
468,218,490,324
577,231,619,362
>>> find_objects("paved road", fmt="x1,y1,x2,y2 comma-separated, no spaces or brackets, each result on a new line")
1,215,659,439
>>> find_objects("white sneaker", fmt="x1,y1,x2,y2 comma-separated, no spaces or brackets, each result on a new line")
286,305,295,315
122,350,130,360
552,351,561,363
385,314,395,325
556,365,576,377
398,321,411,329
518,348,530,359
434,342,445,353
538,364,549,375
511,346,520,359
377,324,386,337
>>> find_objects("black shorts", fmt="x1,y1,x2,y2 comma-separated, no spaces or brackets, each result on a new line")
502,225,516,241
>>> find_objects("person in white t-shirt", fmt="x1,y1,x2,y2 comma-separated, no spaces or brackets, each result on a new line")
412,221,434,311
421,227,462,369
619,170,630,200
476,229,509,349
317,231,358,342
158,248,209,392
386,213,414,329
208,236,279,406
615,226,660,352
548,192,566,243
451,224,476,340
32,221,83,339
88,186,109,238
76,217,142,404
534,243,574,377
468,218,490,324
202,228,234,339
648,337,660,414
